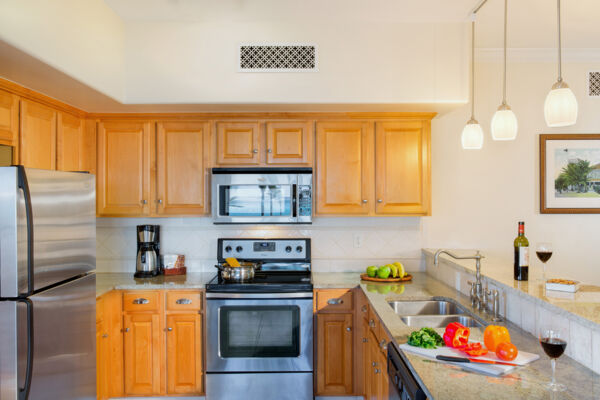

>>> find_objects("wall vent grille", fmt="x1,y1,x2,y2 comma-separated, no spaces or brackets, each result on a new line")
239,45,317,72
589,71,600,96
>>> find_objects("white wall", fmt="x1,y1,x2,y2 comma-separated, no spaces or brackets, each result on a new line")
423,51,600,285
97,217,425,274
122,20,467,104
0,0,125,101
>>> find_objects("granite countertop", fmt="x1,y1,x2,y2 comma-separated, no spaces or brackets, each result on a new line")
96,272,215,297
422,249,600,329
313,272,600,399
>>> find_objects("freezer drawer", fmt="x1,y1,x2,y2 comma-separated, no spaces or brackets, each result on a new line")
0,274,96,400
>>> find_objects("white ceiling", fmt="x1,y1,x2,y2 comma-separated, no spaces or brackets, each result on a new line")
104,0,600,48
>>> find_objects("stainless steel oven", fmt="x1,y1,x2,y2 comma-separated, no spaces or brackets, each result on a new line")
211,167,312,224
206,292,313,400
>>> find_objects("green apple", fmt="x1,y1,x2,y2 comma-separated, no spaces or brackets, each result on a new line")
377,265,391,279
366,266,378,278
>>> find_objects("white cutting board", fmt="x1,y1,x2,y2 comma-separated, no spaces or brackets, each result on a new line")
399,343,539,376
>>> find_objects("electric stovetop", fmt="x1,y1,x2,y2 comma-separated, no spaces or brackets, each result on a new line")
205,271,313,293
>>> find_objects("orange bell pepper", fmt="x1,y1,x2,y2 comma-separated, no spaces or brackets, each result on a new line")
484,325,511,352
443,322,470,348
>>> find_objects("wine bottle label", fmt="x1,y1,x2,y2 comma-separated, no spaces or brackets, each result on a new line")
519,247,529,267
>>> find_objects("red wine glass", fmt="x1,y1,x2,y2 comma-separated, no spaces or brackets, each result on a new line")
538,326,567,392
536,242,553,281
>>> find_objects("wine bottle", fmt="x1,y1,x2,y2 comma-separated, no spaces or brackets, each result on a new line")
514,221,529,281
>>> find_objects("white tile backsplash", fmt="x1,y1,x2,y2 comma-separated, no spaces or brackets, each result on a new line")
96,217,426,273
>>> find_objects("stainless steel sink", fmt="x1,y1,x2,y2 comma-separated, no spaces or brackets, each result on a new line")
400,315,484,329
388,300,466,316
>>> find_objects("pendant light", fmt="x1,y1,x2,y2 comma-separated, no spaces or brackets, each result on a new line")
544,0,578,127
491,0,518,141
462,15,484,150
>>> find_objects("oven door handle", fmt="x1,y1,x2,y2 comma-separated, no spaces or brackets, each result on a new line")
206,292,313,299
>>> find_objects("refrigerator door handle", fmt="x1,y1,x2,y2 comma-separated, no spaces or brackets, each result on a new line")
18,298,34,400
17,166,34,296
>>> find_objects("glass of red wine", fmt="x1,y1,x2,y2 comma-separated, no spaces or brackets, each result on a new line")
536,242,553,281
538,326,567,392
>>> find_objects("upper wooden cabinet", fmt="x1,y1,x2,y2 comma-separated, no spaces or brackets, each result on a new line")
20,99,57,169
266,121,312,165
316,121,374,215
156,121,210,215
0,89,18,146
97,121,152,216
216,121,261,165
375,121,430,215
57,112,94,172
316,119,431,216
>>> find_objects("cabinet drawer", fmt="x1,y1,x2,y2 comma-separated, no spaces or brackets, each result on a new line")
367,307,383,340
316,289,353,312
123,291,160,312
166,291,202,311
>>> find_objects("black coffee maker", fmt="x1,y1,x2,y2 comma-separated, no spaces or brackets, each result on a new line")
135,225,162,278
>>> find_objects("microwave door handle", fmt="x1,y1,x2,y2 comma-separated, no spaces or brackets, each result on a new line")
292,184,298,219
17,166,34,296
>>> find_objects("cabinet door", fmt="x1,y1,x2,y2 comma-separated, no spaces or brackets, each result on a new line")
123,313,162,396
57,112,84,172
316,121,374,215
216,121,261,165
266,121,312,165
96,297,108,400
375,121,431,215
0,89,18,145
376,347,389,400
362,317,373,400
156,121,209,215
96,291,124,399
20,99,57,169
316,313,354,395
166,313,203,394
97,121,152,216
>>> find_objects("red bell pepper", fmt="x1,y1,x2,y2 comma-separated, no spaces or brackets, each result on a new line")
460,342,489,357
443,322,470,348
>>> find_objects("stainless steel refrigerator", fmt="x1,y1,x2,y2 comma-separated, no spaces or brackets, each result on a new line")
0,167,96,400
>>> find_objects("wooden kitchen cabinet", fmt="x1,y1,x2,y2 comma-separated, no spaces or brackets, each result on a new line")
96,121,152,216
96,291,124,400
266,121,312,165
57,112,90,172
315,121,374,215
316,312,354,395
19,99,57,169
156,121,210,215
0,89,18,146
166,313,203,394
375,121,431,215
216,121,261,165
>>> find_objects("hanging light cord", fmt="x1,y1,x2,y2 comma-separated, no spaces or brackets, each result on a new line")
470,18,476,120
557,0,562,82
502,0,508,105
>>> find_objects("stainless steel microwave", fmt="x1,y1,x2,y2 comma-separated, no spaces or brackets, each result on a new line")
211,168,312,224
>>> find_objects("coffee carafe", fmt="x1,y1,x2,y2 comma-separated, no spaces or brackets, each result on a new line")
135,225,161,278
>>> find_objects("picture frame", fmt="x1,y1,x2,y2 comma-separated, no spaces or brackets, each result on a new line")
540,134,600,214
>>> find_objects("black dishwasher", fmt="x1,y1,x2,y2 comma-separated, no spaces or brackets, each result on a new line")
388,344,427,400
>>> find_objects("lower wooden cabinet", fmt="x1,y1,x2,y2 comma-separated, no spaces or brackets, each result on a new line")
316,313,354,395
97,289,204,399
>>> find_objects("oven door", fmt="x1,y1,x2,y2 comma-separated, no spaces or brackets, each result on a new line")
212,172,301,224
206,294,313,372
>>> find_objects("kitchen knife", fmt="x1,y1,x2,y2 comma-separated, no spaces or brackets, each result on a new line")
436,355,519,367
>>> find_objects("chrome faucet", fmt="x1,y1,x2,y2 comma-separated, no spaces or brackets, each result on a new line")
434,249,488,312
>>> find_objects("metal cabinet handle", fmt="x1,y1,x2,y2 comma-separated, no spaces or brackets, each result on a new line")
369,319,376,328
374,368,381,374
267,148,272,153
327,298,343,305
252,149,258,153
361,305,368,313
167,327,173,332
133,298,149,305
123,328,130,333
176,298,192,305
372,361,378,367
362,338,368,343
377,199,383,203
102,334,108,338
362,199,368,203
157,199,163,204
346,326,352,332
141,199,147,204
380,339,387,350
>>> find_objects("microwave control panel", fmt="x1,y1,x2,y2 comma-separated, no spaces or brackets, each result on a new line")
298,186,312,217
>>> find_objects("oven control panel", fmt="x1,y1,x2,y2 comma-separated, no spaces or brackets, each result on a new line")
218,238,310,261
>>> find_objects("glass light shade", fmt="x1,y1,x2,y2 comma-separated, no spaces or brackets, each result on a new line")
461,120,484,149
544,85,578,127
491,107,518,141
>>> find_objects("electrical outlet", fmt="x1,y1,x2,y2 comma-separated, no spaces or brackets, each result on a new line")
353,233,363,248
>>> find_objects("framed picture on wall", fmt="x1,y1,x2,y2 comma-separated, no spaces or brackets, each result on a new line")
540,134,600,214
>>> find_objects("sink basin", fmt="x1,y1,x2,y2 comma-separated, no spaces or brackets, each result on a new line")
400,315,484,329
388,300,466,316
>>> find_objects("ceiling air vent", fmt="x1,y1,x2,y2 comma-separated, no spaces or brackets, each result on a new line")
239,44,317,72
588,71,600,97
